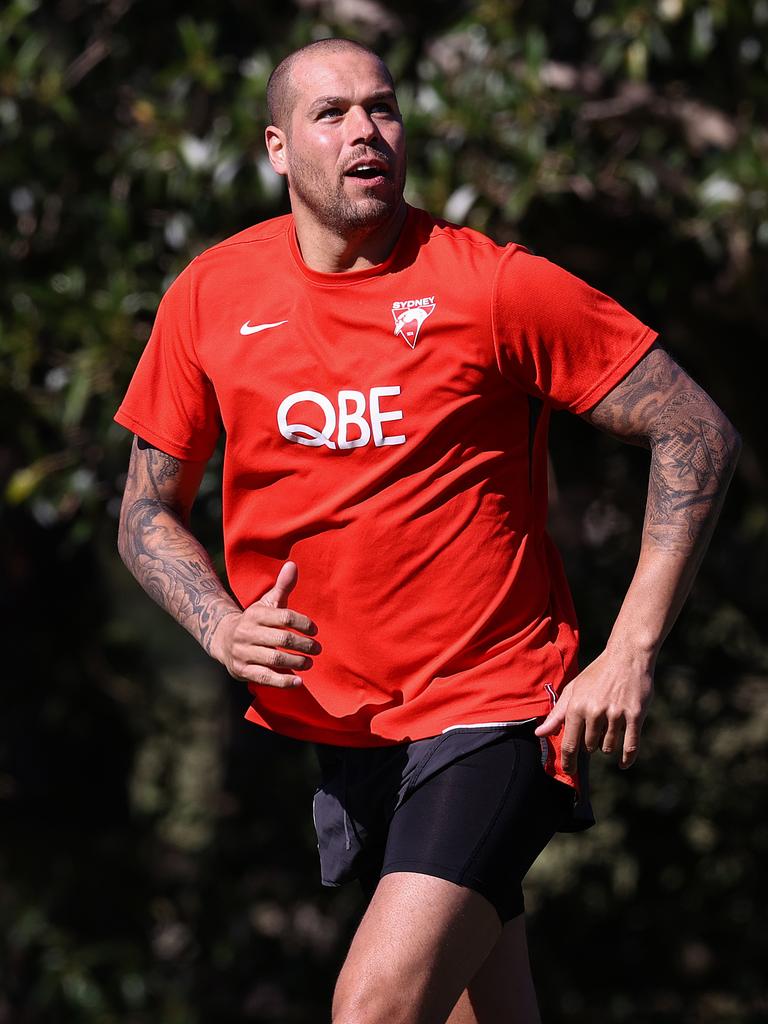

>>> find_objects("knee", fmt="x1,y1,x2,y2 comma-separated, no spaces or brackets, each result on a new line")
331,1006,373,1024
331,995,377,1024
332,1010,399,1024
331,1003,381,1024
332,981,405,1024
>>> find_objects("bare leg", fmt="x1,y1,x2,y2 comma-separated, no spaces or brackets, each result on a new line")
445,914,541,1024
332,871,502,1024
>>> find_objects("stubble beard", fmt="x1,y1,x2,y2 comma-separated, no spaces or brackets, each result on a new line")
287,150,405,236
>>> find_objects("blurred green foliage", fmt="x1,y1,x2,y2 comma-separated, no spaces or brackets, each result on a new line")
1,0,767,1021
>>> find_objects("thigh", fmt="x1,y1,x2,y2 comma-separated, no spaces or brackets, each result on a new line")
380,731,573,923
333,871,502,1024
446,915,541,1024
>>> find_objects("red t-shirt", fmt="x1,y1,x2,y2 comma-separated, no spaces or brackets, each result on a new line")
115,206,657,782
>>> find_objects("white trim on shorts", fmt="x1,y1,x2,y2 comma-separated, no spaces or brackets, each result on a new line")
441,718,537,733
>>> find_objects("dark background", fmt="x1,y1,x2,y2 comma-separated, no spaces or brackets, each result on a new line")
1,1,766,1021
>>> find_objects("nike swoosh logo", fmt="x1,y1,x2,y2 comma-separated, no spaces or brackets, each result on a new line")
240,320,288,335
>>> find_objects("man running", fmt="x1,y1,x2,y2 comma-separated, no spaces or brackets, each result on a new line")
115,38,740,1024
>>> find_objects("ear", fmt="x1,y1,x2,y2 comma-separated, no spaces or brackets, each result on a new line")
265,125,288,177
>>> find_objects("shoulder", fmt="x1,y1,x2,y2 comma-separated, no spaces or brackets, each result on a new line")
155,215,293,312
406,206,528,282
492,244,609,316
410,206,507,255
189,214,294,271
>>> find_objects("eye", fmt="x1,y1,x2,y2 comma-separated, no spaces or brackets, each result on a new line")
370,102,395,115
318,106,343,119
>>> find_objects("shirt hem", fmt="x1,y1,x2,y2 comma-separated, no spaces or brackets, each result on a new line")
567,327,659,415
243,698,555,747
441,717,537,732
113,408,215,461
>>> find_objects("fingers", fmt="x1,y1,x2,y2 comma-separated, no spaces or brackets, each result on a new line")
228,601,321,689
243,620,321,655
534,689,585,776
244,603,318,638
560,712,585,776
620,719,641,770
239,648,308,689
584,713,608,754
601,714,620,756
257,560,299,609
229,640,313,689
239,629,320,671
536,683,648,775
562,708,644,773
534,690,570,737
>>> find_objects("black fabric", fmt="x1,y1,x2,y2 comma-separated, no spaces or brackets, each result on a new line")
312,723,581,923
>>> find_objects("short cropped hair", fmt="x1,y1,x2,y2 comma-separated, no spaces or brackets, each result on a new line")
266,38,394,130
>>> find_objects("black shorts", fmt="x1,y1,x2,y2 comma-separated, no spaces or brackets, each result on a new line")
311,723,579,923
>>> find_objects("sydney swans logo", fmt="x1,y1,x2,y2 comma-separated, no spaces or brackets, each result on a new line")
392,296,436,348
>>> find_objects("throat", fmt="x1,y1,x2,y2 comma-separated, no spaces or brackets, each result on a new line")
293,200,408,274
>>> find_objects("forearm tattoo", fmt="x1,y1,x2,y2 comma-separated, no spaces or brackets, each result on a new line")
584,347,740,555
118,440,238,654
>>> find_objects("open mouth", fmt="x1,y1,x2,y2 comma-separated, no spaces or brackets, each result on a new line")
346,166,386,179
344,159,390,183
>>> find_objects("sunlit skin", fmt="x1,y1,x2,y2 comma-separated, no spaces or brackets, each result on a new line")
265,49,408,273
117,43,741,1024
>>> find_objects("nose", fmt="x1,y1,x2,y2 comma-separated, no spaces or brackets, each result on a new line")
346,104,380,145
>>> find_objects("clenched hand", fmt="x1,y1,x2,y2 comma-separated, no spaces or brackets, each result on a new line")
210,561,320,689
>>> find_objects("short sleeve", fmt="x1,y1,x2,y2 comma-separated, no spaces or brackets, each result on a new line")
492,245,658,414
114,264,221,460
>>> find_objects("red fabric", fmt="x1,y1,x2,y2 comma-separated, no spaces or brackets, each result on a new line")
115,206,657,786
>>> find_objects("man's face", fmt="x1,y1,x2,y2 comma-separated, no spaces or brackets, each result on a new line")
270,50,407,235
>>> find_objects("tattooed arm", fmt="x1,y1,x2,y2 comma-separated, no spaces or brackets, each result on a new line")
118,437,320,687
536,345,741,772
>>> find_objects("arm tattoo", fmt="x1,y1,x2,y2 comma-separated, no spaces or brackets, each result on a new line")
584,347,740,555
119,441,238,654
151,449,182,486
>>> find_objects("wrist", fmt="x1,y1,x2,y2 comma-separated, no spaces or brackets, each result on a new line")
604,630,659,671
207,608,240,664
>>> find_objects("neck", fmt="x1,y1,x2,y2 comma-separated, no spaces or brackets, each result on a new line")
292,200,408,274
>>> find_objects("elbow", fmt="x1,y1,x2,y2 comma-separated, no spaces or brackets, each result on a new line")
720,415,742,474
731,426,743,464
117,501,133,568
707,411,742,496
117,520,128,568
